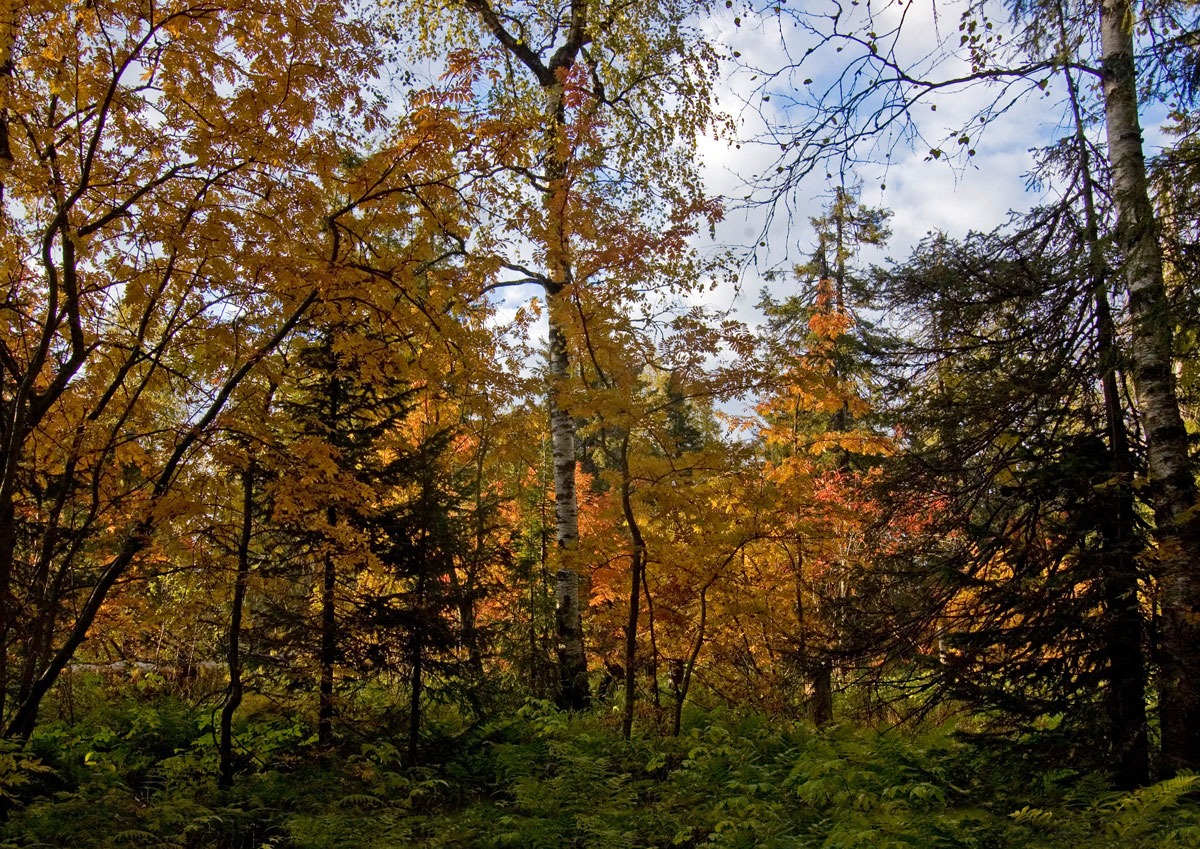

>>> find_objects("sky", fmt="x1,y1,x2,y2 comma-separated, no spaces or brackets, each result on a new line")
490,1,1075,322
693,0,1067,323
483,0,1186,418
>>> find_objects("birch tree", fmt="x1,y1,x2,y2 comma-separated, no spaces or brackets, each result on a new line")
404,0,723,708
1097,0,1200,772
752,0,1200,772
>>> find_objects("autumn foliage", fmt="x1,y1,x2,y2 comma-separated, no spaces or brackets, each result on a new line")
0,5,1195,836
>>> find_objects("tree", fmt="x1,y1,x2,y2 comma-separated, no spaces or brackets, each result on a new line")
400,0,724,708
863,211,1153,785
0,0,460,739
1097,0,1200,771
755,188,893,724
749,0,1200,773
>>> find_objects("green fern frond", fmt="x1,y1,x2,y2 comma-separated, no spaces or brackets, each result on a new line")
1008,805,1055,827
109,828,168,846
1102,774,1200,838
335,793,384,809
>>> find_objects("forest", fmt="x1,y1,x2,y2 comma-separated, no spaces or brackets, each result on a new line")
0,0,1197,846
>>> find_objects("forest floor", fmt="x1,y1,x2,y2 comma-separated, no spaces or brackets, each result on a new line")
1,685,1197,848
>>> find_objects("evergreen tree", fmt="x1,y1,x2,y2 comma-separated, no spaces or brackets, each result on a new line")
861,211,1152,784
264,309,472,749
756,186,893,725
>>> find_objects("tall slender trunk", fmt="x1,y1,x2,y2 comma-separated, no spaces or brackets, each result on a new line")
409,569,425,762
1100,0,1200,772
1061,39,1149,787
0,0,21,172
641,567,661,711
0,491,13,722
618,436,645,740
461,0,591,710
457,434,489,686
220,463,254,788
317,360,341,747
17,456,76,711
545,73,589,708
673,582,709,736
318,506,336,747
531,444,551,697
549,313,588,709
822,222,847,727
1098,289,1150,788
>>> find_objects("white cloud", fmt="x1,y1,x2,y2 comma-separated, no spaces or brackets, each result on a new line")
690,0,1081,329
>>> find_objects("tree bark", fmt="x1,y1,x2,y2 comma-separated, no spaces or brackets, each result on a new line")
810,661,833,727
409,572,425,762
317,499,338,747
545,64,589,709
0,0,20,169
1099,0,1200,773
673,580,711,737
1098,293,1151,788
1061,42,1149,786
641,566,662,711
461,433,490,684
618,435,645,740
0,492,13,722
462,0,591,710
317,361,342,747
220,463,255,788
549,314,589,709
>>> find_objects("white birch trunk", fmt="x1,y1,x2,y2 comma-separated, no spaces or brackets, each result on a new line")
544,80,589,709
1100,0,1200,772
459,0,593,709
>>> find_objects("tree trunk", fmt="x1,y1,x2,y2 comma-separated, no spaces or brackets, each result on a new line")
1096,254,1151,788
1099,0,1200,773
409,578,424,763
1098,321,1151,788
789,544,810,719
318,507,336,747
220,464,254,788
460,0,591,711
548,314,588,708
16,456,77,713
673,583,708,736
1062,47,1150,786
457,434,489,687
641,567,662,711
809,661,833,727
618,436,645,740
545,76,589,708
0,491,13,722
0,0,21,169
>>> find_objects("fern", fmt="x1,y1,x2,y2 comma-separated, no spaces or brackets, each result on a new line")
1008,804,1056,828
108,828,176,847
334,793,383,810
1099,774,1200,838
0,742,53,802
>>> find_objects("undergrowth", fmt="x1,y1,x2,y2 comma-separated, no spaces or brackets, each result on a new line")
0,695,1196,848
